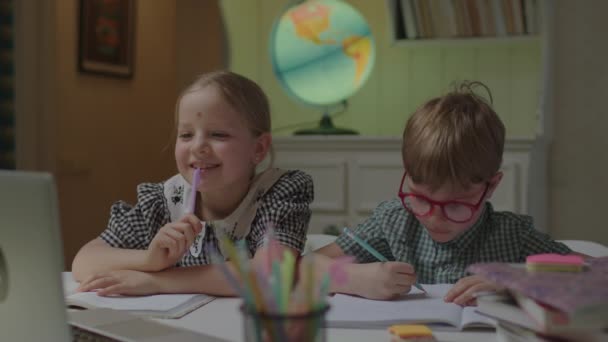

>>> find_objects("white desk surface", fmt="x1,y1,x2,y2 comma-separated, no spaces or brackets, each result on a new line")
153,297,496,342
63,273,495,341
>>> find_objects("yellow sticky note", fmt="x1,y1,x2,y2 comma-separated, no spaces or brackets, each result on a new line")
388,324,434,341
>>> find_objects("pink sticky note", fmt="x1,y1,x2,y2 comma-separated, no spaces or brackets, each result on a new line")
526,253,584,265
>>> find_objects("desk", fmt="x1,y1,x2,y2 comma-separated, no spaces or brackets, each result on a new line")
63,274,495,341
153,297,496,342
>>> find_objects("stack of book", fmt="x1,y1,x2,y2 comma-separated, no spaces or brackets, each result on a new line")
468,257,608,341
392,0,540,40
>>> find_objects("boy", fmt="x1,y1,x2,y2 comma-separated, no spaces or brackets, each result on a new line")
315,81,571,306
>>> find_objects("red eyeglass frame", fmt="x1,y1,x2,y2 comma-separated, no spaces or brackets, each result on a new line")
397,171,490,223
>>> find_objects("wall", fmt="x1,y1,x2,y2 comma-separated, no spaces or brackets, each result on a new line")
221,0,542,137
548,0,608,245
14,0,226,267
53,0,178,265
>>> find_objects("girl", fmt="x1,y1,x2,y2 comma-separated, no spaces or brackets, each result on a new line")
72,71,313,296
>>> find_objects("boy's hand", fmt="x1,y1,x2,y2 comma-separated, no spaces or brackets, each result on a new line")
145,214,202,271
444,275,502,306
352,262,416,300
76,270,159,296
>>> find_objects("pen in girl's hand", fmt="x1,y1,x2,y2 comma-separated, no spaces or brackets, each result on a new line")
187,168,201,214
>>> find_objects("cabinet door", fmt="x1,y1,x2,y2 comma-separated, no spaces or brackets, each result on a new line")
350,153,403,218
493,152,529,214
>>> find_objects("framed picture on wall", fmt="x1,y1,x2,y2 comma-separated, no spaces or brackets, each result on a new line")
78,0,135,78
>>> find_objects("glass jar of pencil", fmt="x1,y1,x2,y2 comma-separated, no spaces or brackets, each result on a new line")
213,228,350,342
241,304,330,342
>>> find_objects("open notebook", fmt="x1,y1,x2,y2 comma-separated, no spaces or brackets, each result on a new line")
63,273,214,319
326,284,495,330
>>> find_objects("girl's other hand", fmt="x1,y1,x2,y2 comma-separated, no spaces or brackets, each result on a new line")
76,270,159,296
145,214,202,271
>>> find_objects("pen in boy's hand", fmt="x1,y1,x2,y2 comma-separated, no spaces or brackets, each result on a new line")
342,227,426,293
342,227,387,262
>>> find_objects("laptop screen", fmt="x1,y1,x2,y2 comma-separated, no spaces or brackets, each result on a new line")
0,171,72,341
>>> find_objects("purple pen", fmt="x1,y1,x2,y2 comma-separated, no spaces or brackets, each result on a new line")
188,168,201,214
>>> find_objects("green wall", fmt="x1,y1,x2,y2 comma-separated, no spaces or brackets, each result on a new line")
221,0,541,137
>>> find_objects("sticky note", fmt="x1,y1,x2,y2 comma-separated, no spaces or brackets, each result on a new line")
388,324,435,341
526,253,584,272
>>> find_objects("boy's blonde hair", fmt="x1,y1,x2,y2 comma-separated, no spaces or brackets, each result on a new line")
175,70,274,165
402,81,505,191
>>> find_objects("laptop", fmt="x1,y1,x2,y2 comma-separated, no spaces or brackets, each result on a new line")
0,170,227,341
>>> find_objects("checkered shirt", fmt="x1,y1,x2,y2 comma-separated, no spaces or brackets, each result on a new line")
99,170,313,266
335,199,572,284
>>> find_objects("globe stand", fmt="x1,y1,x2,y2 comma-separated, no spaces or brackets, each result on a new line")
294,112,358,135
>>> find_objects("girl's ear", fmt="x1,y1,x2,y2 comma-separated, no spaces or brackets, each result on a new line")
486,171,504,198
253,133,272,164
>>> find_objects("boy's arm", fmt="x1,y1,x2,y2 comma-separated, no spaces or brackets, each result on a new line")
311,242,416,299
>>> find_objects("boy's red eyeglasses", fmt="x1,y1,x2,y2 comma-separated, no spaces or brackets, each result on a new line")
397,172,489,223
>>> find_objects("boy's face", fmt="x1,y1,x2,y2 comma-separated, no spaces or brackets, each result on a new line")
401,173,501,243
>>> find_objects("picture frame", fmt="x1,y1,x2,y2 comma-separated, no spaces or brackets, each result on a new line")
78,0,135,78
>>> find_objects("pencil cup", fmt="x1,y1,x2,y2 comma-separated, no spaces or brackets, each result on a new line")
240,305,330,342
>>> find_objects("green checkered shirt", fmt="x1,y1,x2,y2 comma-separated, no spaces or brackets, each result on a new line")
335,199,571,284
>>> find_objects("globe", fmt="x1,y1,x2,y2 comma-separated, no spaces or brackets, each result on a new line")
270,0,375,134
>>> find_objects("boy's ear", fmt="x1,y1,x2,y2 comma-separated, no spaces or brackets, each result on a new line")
253,132,272,164
486,171,504,198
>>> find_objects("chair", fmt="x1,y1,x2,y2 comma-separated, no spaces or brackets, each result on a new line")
557,240,608,257
305,234,338,252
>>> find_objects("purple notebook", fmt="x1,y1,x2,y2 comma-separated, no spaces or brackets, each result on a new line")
467,257,608,315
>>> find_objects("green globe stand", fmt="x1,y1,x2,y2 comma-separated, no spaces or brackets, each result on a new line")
294,113,358,135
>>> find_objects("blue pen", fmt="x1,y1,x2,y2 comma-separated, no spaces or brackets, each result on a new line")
342,227,426,293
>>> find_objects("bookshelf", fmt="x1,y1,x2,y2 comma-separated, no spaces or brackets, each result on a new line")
387,0,541,44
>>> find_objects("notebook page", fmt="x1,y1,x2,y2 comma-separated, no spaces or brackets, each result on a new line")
461,306,496,329
326,284,464,328
68,292,201,312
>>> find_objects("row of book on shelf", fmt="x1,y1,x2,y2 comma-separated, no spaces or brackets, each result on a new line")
469,256,608,341
392,0,541,40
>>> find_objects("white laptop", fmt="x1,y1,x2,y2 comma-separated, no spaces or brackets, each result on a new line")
0,170,227,341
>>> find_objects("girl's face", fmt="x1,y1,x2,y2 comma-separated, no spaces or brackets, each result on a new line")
174,86,269,194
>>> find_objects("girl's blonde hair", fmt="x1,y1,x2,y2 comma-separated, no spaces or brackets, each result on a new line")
402,81,505,191
174,70,274,166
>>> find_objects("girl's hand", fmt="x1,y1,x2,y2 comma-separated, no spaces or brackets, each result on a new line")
444,275,503,306
76,270,159,296
146,214,202,271
351,262,416,300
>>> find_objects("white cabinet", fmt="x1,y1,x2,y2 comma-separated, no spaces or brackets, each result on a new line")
274,136,533,234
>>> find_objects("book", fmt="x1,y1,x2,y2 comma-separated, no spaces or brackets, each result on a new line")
326,284,495,330
512,291,608,332
399,0,418,39
66,291,214,319
495,320,608,342
467,257,608,326
62,272,214,319
476,292,538,331
476,291,607,335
